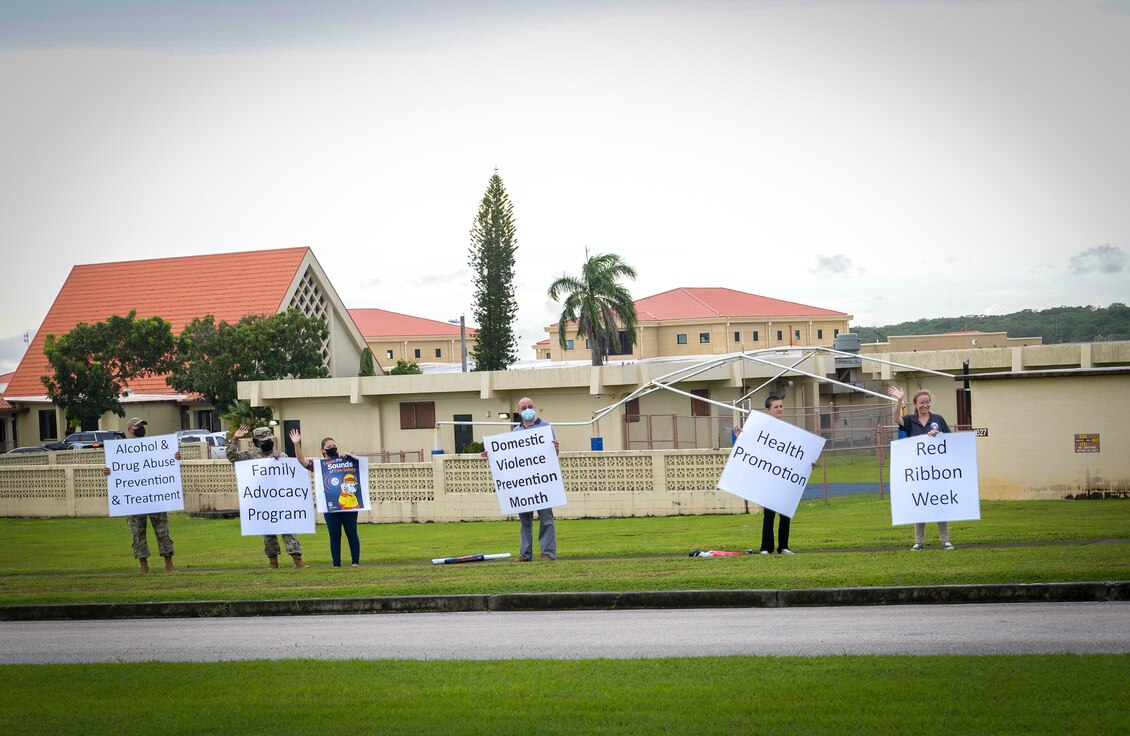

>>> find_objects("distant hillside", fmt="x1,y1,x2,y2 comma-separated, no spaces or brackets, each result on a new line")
852,304,1130,345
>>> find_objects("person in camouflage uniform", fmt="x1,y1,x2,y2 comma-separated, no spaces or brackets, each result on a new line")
103,417,178,573
227,424,309,568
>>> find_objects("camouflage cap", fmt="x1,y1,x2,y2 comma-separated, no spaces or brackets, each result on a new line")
126,417,147,430
252,426,274,440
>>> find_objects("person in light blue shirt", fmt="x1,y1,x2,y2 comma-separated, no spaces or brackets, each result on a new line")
511,396,560,561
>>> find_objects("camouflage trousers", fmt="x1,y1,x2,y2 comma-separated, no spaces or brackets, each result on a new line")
263,534,302,558
127,513,174,559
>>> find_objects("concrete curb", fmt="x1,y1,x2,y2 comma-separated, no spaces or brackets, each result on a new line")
2,581,1127,621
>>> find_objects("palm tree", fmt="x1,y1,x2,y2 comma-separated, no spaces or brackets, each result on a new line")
548,250,639,366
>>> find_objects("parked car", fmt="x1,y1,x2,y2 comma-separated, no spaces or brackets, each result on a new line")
176,429,212,442
7,446,48,454
44,430,127,451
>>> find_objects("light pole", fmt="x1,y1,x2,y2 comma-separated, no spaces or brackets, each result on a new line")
449,315,468,372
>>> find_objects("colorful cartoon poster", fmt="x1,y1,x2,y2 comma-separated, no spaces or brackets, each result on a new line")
313,455,371,513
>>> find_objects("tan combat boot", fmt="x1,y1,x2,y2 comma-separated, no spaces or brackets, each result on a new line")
164,554,177,572
138,557,150,574
268,555,280,569
291,553,309,568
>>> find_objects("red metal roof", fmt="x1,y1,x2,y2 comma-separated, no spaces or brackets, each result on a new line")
5,247,310,398
349,308,478,338
635,287,849,321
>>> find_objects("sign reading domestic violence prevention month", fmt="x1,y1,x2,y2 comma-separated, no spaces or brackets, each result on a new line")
313,455,370,514
484,425,567,515
235,457,315,536
104,433,184,517
889,431,980,526
717,410,825,518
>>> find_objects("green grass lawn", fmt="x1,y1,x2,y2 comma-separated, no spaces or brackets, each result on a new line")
2,496,1128,605
2,656,1127,735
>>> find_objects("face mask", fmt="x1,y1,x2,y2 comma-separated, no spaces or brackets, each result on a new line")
324,446,339,458
259,440,274,455
520,408,536,422
132,426,146,437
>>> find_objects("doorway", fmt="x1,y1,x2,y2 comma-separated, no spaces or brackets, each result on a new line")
453,414,473,453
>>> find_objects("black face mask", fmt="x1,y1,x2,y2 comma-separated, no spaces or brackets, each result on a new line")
324,446,339,458
259,440,274,455
133,426,146,437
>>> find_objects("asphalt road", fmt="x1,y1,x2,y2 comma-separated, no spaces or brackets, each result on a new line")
2,602,1127,663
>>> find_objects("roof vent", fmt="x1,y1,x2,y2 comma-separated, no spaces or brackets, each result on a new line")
833,333,861,353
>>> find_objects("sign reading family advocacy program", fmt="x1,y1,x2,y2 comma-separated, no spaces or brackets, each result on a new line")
484,425,567,515
235,456,315,536
889,432,980,526
104,433,184,517
717,410,825,518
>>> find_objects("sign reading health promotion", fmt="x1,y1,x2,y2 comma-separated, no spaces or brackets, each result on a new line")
717,410,825,518
104,433,184,517
889,432,980,526
235,456,316,536
484,425,567,515
313,455,371,514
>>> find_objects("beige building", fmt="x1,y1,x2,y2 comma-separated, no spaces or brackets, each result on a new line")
538,287,852,362
349,308,477,369
862,331,1042,353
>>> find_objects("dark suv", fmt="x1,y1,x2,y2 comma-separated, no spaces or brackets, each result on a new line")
43,430,127,451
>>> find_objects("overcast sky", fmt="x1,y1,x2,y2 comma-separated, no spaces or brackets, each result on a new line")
2,0,1128,373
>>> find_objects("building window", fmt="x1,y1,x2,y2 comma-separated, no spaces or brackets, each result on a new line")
435,348,442,358
834,329,840,337
776,330,783,341
414,348,421,359
690,389,711,417
733,331,741,343
38,410,58,441
585,339,592,349
565,339,574,350
399,402,436,430
676,334,687,345
699,333,710,344
794,330,801,340
817,329,823,339
624,398,641,423
385,350,394,360
752,331,759,342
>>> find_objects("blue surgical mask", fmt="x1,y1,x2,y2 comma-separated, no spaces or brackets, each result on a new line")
520,408,536,422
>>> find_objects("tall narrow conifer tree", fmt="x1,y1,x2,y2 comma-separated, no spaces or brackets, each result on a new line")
468,171,519,371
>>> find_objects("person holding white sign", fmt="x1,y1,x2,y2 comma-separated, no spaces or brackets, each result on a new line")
888,386,955,550
734,397,804,555
102,417,180,573
290,429,362,568
510,397,559,561
228,425,310,568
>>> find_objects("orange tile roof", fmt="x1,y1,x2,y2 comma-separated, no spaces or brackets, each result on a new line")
5,247,310,399
635,287,849,321
349,308,478,338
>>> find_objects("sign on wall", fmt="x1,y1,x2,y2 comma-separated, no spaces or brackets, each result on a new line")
889,432,981,525
717,410,825,518
1075,434,1100,453
104,434,184,517
235,456,315,535
484,425,567,515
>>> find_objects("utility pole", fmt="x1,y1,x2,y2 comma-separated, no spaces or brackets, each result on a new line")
460,314,468,372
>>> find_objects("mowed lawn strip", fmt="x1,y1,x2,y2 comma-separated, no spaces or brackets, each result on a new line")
1,497,1128,605
1,655,1128,736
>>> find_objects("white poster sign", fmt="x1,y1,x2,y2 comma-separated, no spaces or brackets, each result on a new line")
235,456,316,535
104,433,184,517
484,425,567,515
889,432,981,525
313,455,371,514
717,410,825,518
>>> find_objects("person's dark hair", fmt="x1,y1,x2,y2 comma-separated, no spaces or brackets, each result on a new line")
320,437,336,451
765,395,782,409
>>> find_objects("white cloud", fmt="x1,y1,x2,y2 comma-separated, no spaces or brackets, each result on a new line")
1069,244,1126,274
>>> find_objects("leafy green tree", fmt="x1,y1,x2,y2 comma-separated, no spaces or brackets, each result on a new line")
220,399,274,436
359,347,379,376
168,309,329,412
468,170,518,371
548,249,639,366
852,303,1130,345
388,359,422,375
42,311,176,426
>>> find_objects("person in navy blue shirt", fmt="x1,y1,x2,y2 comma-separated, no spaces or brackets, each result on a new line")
889,386,955,551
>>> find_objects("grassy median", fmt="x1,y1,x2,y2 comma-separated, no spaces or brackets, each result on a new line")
1,496,1127,605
